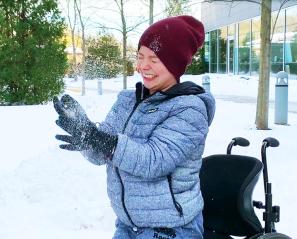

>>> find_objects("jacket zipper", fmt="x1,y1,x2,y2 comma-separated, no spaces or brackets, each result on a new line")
115,91,179,228
115,102,140,229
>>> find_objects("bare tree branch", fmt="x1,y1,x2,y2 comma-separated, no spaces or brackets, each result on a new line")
203,0,260,4
270,0,289,41
74,0,86,95
87,6,120,14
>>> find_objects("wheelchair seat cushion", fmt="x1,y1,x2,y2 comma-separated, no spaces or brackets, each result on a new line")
204,228,234,239
200,154,263,237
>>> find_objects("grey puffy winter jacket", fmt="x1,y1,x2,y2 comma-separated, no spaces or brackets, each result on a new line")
82,81,215,228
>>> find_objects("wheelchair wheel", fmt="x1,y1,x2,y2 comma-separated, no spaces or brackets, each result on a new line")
248,232,292,239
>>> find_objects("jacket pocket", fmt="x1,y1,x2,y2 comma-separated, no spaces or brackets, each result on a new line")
167,175,184,217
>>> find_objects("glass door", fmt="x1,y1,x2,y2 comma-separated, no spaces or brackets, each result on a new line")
228,38,234,74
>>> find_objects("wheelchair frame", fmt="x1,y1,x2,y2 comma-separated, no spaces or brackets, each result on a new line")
201,137,292,239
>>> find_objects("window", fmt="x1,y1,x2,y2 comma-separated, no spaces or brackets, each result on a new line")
204,32,210,72
251,17,260,75
218,27,227,73
285,6,297,76
210,30,217,73
271,11,285,73
238,20,251,74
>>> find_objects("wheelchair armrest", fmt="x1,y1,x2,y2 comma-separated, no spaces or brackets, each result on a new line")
253,201,265,209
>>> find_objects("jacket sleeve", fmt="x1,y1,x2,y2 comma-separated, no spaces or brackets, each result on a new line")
81,91,129,165
81,120,114,165
111,100,209,179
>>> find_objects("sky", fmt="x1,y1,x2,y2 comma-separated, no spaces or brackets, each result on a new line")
0,73,296,238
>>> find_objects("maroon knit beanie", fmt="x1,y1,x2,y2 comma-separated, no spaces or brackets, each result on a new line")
138,15,205,82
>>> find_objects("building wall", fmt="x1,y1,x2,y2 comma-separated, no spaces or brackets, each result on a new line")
201,1,297,32
202,1,297,78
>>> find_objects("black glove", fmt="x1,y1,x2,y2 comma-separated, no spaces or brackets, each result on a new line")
53,94,89,136
53,94,118,156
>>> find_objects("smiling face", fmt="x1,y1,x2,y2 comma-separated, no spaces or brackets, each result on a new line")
137,46,177,94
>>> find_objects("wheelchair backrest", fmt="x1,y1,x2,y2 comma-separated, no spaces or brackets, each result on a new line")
200,154,264,237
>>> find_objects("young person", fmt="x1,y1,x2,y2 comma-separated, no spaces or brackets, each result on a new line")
53,15,215,239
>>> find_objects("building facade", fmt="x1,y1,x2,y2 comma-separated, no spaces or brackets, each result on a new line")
201,1,297,78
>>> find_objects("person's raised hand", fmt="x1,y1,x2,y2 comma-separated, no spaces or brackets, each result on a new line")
53,94,118,156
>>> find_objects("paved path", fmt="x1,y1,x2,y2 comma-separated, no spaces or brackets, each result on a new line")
66,86,119,94
66,86,297,114
215,94,297,114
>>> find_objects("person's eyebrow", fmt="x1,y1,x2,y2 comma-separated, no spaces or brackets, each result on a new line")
137,52,159,59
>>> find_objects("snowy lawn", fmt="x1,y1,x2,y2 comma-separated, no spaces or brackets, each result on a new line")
0,74,296,238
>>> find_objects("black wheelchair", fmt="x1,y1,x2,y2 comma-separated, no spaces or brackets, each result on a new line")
200,137,292,239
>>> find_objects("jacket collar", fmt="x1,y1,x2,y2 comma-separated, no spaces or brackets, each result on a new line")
135,81,205,103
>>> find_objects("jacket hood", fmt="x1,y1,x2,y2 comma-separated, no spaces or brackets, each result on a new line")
161,81,205,96
163,81,215,126
135,81,215,126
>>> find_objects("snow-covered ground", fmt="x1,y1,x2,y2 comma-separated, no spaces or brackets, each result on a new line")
0,73,296,239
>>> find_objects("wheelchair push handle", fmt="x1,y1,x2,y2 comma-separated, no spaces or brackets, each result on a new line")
227,137,250,154
261,137,280,233
263,137,280,148
261,137,280,191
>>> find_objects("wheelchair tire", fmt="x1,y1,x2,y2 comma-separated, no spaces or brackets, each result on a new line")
248,232,292,239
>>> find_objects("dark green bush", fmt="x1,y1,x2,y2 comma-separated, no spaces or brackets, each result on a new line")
126,60,134,76
85,34,122,79
0,0,67,105
186,46,208,75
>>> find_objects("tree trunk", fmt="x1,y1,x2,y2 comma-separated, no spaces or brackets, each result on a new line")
74,0,86,95
122,31,127,90
67,0,78,81
149,0,154,25
71,28,78,81
80,24,86,95
256,0,272,130
119,0,127,89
